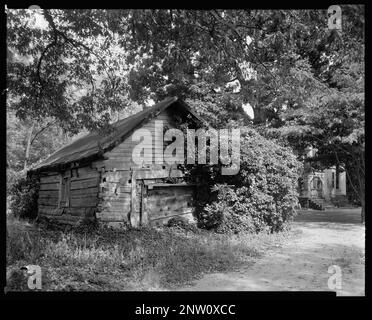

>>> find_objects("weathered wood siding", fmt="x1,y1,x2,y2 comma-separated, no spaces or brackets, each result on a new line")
145,186,194,226
92,109,179,170
38,165,100,223
38,171,60,216
37,108,196,226
96,169,132,223
95,109,194,226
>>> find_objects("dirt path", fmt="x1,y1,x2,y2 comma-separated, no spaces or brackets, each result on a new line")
179,208,365,296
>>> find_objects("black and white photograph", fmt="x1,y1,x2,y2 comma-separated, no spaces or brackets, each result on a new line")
4,5,365,304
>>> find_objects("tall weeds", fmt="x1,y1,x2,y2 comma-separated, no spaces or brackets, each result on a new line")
6,216,289,291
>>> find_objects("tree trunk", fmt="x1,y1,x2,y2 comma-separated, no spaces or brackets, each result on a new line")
356,161,365,224
358,175,365,224
344,161,365,224
253,106,268,124
24,124,34,171
360,196,365,223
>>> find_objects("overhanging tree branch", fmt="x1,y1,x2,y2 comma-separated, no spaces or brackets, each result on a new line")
30,120,58,146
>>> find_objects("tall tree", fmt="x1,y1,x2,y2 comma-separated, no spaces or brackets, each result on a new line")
7,9,343,128
7,8,364,219
7,9,131,133
272,6,365,220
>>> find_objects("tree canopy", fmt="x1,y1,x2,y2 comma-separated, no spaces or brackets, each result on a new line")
6,7,365,219
7,8,364,129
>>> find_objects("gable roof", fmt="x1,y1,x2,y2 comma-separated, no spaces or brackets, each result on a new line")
30,97,204,173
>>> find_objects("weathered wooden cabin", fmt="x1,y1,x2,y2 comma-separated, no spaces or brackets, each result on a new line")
29,97,205,227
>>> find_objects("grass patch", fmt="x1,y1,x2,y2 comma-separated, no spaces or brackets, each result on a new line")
6,215,290,291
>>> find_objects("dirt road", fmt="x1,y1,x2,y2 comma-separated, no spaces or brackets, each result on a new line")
179,208,365,296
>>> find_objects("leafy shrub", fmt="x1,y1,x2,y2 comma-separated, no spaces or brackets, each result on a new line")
7,168,24,194
9,174,39,220
191,128,302,233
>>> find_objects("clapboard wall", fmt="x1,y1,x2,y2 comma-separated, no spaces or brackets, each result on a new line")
37,108,195,226
92,108,193,226
38,165,101,224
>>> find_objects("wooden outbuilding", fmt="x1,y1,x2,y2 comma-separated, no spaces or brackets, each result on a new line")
29,97,205,227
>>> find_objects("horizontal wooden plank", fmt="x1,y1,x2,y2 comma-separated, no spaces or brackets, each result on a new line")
91,160,105,170
99,193,131,200
38,199,59,206
39,190,59,196
71,171,100,181
39,194,100,207
97,161,183,171
70,202,98,209
100,181,129,188
39,206,97,216
98,202,131,211
102,171,131,181
102,170,183,182
70,197,99,208
40,183,60,191
146,183,194,189
99,187,131,195
146,194,192,203
70,177,99,190
70,187,99,196
99,185,131,194
40,180,60,186
39,198,59,207
67,207,90,216
38,194,59,200
96,211,129,221
38,206,60,216
136,169,184,179
38,204,58,210
98,197,131,205
147,195,192,205
75,166,99,175
70,175,100,183
39,171,59,177
101,180,131,186
147,188,192,197
98,161,138,170
40,175,60,183
69,193,99,200
101,166,180,173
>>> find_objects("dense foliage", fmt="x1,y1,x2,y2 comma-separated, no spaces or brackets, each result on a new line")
7,8,364,128
189,128,301,233
273,39,365,220
9,175,40,220
6,8,364,222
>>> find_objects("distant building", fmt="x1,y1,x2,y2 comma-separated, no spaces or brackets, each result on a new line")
299,147,348,210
